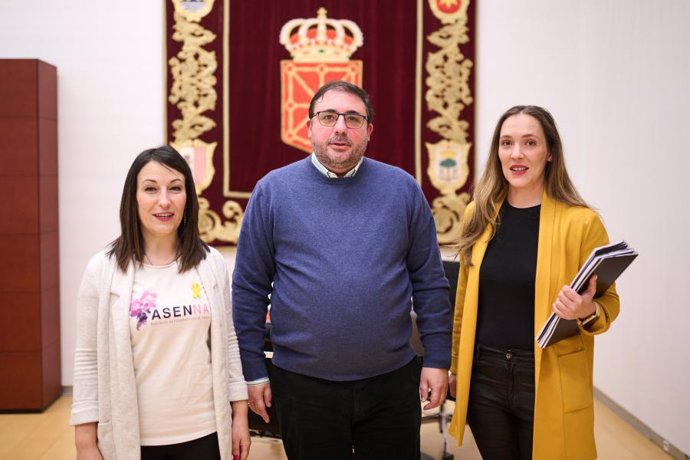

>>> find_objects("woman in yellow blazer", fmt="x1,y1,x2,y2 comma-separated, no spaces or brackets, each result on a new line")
449,106,620,459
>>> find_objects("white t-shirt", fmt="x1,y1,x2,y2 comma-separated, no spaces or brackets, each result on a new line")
130,261,216,445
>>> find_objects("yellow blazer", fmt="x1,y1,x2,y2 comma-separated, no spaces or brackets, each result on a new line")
449,192,620,459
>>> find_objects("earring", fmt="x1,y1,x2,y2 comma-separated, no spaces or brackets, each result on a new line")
183,211,188,227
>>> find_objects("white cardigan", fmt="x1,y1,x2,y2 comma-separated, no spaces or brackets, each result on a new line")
71,247,248,460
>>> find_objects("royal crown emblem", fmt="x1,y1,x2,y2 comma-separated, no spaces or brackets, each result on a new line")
279,8,364,153
279,7,363,63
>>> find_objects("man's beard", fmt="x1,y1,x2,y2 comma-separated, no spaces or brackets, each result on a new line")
313,135,369,173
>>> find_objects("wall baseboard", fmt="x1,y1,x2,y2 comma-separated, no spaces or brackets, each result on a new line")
594,387,688,460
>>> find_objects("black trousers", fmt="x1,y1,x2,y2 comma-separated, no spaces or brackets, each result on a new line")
467,344,535,460
140,432,220,460
271,357,422,460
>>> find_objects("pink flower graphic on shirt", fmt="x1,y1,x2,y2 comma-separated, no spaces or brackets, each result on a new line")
130,290,157,330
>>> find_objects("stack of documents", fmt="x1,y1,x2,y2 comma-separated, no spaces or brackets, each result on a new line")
536,241,638,348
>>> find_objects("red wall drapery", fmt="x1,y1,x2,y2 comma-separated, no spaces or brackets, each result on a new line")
166,0,475,245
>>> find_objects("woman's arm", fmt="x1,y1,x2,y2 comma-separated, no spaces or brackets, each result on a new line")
450,205,474,377
75,423,103,460
552,210,620,335
215,250,249,401
71,256,103,425
449,205,474,398
450,262,469,372
578,213,621,334
449,260,468,399
230,400,250,460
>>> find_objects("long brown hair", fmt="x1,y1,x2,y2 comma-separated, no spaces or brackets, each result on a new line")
457,105,588,265
107,145,208,272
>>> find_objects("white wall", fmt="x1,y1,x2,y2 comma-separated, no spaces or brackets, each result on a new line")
1,0,688,454
0,0,166,400
580,2,690,453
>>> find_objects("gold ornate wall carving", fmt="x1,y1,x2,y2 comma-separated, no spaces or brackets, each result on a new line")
425,0,473,244
169,0,243,243
198,197,243,243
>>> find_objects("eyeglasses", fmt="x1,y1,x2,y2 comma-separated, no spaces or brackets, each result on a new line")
314,110,368,129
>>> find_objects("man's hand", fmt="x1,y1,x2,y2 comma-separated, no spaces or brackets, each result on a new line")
247,382,273,423
419,367,448,410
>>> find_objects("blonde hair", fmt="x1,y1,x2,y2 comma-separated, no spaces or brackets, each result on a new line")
457,105,588,265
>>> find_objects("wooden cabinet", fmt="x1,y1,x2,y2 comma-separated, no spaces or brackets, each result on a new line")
0,59,60,411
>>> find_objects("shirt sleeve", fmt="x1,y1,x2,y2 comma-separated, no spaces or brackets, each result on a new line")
450,205,473,375
70,254,104,425
577,212,621,336
212,249,248,401
231,183,275,381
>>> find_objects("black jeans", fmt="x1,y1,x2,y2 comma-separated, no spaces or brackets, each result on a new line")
467,344,535,460
140,432,220,460
271,357,422,460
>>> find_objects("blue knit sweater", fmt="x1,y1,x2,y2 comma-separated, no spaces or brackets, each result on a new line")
232,157,451,381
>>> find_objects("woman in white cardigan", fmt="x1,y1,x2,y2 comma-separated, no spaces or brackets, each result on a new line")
71,146,250,460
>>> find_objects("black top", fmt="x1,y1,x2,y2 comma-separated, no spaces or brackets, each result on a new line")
476,201,540,350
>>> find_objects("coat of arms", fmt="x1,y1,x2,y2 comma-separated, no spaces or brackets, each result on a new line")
279,8,363,153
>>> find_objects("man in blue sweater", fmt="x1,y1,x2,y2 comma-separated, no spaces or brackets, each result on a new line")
232,81,451,459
